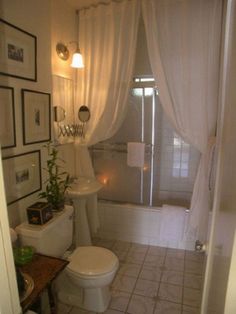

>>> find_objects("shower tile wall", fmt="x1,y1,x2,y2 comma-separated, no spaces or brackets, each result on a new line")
157,112,200,207
91,91,200,207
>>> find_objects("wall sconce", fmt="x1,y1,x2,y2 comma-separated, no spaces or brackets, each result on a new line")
56,41,84,68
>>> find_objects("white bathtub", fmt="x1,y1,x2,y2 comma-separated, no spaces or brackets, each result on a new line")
97,200,195,250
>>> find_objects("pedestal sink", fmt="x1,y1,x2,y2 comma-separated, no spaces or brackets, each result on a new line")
67,177,103,246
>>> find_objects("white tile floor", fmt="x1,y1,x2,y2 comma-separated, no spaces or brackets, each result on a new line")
56,238,205,314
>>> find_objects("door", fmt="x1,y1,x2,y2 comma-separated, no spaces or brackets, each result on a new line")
201,1,236,313
91,81,200,208
0,149,21,313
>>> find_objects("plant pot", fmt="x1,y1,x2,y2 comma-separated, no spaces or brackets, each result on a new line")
50,200,65,212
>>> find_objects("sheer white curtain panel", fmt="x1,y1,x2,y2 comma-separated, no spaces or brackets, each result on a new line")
75,0,140,171
75,0,140,176
142,0,222,244
73,0,140,237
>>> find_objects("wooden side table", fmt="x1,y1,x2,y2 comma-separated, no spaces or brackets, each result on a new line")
20,253,69,313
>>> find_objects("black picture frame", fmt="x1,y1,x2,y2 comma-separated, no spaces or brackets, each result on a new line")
0,18,37,81
2,150,42,205
0,85,16,149
22,89,51,145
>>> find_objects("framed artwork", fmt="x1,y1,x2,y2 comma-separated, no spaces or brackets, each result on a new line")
22,89,51,145
0,18,37,81
2,150,42,205
0,86,16,149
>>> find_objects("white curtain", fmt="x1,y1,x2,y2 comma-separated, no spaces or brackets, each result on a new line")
75,0,140,177
73,0,140,238
142,0,222,243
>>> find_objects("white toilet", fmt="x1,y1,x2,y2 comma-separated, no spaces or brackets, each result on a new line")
15,206,119,312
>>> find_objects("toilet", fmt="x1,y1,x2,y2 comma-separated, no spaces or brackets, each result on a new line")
15,206,119,312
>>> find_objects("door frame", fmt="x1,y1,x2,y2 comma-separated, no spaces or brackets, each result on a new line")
201,0,235,312
0,149,21,313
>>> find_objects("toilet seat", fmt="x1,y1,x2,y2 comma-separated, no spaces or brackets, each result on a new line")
67,246,119,277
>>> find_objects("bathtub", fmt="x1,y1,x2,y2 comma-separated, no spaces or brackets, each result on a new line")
97,200,195,250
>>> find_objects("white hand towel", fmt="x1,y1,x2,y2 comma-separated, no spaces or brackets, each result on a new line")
127,142,145,167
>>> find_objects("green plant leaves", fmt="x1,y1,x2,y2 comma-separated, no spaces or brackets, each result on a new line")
38,142,71,210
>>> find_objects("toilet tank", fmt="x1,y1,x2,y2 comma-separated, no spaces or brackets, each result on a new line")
15,205,74,258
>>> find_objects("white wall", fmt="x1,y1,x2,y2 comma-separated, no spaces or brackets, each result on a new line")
0,0,52,227
0,1,52,312
51,0,77,178
133,17,152,77
0,1,77,312
0,0,77,227
51,0,77,79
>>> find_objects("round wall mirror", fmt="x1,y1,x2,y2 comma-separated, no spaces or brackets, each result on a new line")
54,106,66,122
56,42,69,61
78,105,90,122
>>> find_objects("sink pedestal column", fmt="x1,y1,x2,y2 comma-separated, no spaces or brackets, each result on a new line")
67,177,103,247
73,199,92,246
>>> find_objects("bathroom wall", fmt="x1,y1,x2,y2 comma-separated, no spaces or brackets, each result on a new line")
51,0,77,177
0,0,77,227
133,17,152,77
0,0,52,227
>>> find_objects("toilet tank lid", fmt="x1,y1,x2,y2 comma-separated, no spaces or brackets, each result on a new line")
15,205,73,239
67,246,119,276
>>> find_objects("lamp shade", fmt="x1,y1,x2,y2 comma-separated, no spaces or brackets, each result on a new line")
71,50,84,68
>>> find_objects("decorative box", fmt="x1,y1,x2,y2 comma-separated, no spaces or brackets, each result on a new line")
26,202,53,225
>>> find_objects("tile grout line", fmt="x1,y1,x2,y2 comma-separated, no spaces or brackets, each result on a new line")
181,249,187,313
63,240,204,314
124,243,149,313
152,246,168,314
113,243,161,313
109,241,143,313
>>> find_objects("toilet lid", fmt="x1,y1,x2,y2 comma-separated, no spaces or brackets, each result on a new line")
67,246,119,276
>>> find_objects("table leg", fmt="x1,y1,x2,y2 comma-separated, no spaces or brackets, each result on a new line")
47,283,56,314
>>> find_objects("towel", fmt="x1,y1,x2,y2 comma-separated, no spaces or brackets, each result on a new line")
127,142,145,167
10,228,17,243
159,204,187,249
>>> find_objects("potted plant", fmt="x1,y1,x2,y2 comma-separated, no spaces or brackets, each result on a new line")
39,142,70,211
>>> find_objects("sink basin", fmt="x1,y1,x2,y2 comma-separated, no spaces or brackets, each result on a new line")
20,272,34,302
67,177,103,198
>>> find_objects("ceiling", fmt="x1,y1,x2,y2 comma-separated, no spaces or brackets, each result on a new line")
66,0,110,10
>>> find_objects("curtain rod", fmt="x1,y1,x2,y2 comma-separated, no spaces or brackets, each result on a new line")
76,0,133,13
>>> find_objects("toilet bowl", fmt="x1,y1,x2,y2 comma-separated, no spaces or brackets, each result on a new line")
15,206,119,312
55,245,119,312
66,246,119,288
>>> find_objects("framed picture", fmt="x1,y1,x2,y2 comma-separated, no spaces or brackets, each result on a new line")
2,150,41,205
0,18,37,81
22,89,51,145
0,86,16,149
